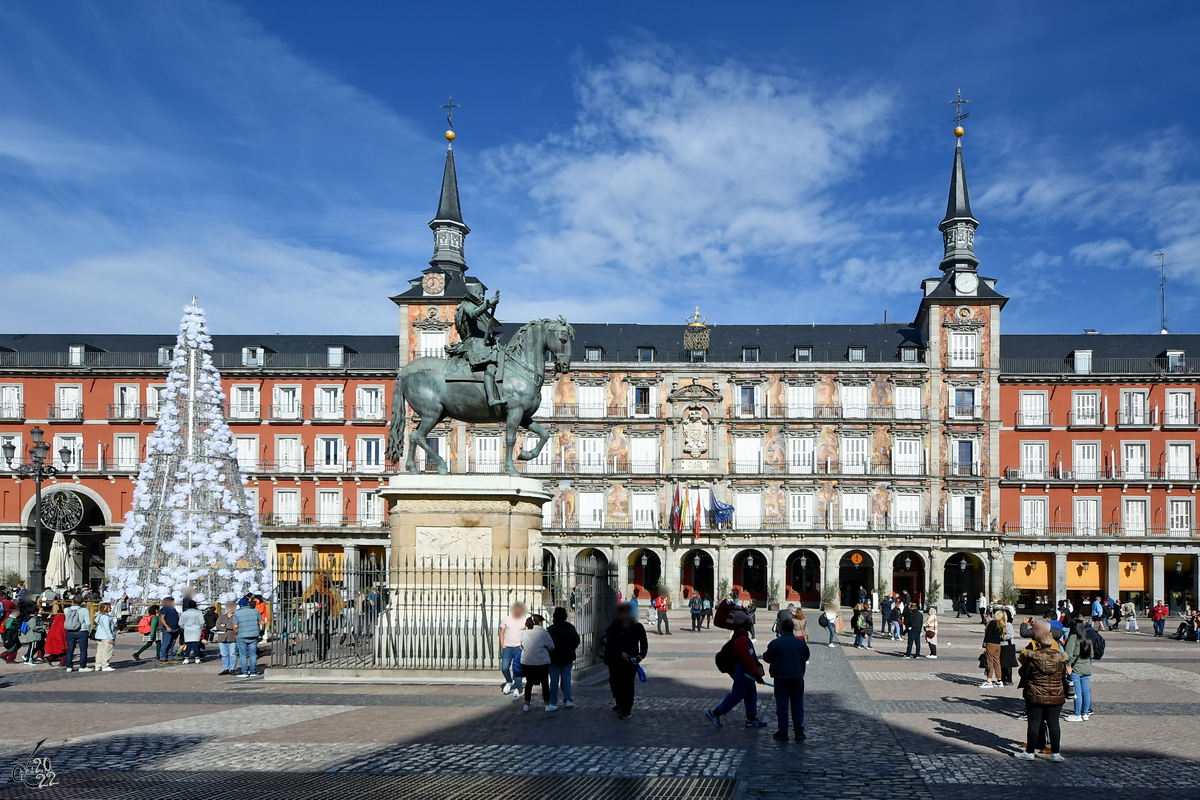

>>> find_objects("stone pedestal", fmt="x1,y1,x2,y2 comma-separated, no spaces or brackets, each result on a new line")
380,474,552,567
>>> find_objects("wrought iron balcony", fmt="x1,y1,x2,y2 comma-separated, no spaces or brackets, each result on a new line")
47,404,84,421
1001,522,1197,538
0,404,25,422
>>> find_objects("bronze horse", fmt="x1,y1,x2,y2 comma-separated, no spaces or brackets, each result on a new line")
386,317,575,477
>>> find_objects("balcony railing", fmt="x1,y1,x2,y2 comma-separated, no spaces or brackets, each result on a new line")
1116,409,1155,427
1015,411,1053,428
947,354,984,369
534,403,659,419
235,459,389,475
578,348,916,364
47,404,84,421
1004,466,1198,482
948,405,983,420
945,462,982,477
727,458,928,477
224,404,262,422
729,404,928,421
311,404,346,422
0,404,25,421
0,458,139,474
259,514,388,529
351,405,388,423
268,404,304,422
547,515,944,533
1001,357,1200,376
1067,411,1104,428
0,351,401,370
1163,409,1199,428
107,404,147,421
1002,522,1197,538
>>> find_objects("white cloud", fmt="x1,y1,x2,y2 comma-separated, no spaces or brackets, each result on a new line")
487,42,900,324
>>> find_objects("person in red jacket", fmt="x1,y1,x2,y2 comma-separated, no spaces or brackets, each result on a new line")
1151,600,1170,638
705,610,768,729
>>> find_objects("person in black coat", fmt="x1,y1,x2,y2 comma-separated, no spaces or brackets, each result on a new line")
546,607,581,709
903,603,925,658
602,603,648,719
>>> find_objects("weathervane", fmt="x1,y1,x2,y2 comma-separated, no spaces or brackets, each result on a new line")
441,96,461,130
949,89,971,133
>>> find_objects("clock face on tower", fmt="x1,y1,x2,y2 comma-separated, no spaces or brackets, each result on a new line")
954,272,979,295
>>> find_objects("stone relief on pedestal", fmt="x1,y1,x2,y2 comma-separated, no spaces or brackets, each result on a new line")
416,526,492,561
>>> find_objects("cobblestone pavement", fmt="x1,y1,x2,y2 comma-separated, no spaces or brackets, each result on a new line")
0,614,1196,799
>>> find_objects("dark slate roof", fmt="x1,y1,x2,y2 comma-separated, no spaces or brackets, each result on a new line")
943,139,974,222
0,333,396,355
919,271,1006,303
389,267,487,303
512,323,925,363
1000,333,1200,359
432,146,464,225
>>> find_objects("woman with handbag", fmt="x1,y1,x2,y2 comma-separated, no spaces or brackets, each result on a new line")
996,610,1018,686
924,610,938,659
1015,630,1068,761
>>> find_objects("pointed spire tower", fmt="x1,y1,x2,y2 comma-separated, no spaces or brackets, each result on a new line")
105,300,271,604
429,129,470,271
938,128,979,273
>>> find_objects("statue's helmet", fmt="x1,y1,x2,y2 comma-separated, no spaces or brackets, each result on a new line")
464,282,485,301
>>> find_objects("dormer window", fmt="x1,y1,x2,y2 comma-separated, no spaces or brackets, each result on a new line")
242,346,263,367
327,346,345,368
848,347,866,363
1073,349,1092,375
637,347,655,363
68,345,84,367
742,346,759,363
690,350,706,363
157,346,177,366
794,346,812,363
900,346,918,363
584,347,603,363
1168,350,1186,373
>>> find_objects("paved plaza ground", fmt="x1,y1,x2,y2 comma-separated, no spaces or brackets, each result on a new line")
0,614,1197,799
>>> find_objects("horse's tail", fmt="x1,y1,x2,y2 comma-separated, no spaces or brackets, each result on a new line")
385,375,406,464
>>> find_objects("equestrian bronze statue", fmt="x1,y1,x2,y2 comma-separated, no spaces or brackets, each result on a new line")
386,293,574,477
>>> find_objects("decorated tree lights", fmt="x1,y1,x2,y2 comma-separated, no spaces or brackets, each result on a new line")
105,300,271,604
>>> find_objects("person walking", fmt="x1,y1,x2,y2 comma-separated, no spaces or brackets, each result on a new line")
791,607,810,641
821,604,839,648
91,603,117,672
519,614,555,712
706,609,768,729
133,604,160,661
157,597,180,663
763,618,810,741
903,603,924,658
547,606,579,710
232,597,264,677
498,601,528,696
179,600,205,664
852,604,873,650
957,592,970,618
1063,617,1093,722
62,595,92,672
602,602,648,720
1090,596,1104,629
1015,630,1068,761
689,593,705,632
889,600,903,640
1152,600,1169,637
655,594,672,636
213,603,240,675
703,595,713,628
20,604,49,664
1120,600,1139,633
925,609,939,659
1,606,22,663
977,592,988,623
980,611,1005,687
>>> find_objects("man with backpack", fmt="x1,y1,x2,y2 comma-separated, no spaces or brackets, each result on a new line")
705,608,769,729
62,595,91,672
689,593,705,632
763,618,810,741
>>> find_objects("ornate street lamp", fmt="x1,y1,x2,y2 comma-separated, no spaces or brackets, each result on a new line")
903,555,912,570
800,555,808,569
959,558,968,572
1030,560,1039,571
1177,560,1184,574
693,554,701,568
1081,560,1090,572
640,553,648,567
746,554,754,568
1129,561,1138,573
2,427,70,593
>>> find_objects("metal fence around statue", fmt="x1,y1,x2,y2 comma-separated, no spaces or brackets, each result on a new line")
266,554,617,672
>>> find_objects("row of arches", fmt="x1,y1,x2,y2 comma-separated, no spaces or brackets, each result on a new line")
548,547,988,607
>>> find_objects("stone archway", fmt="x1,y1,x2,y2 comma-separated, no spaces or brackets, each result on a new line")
892,550,926,604
680,548,715,600
628,548,663,600
943,552,985,614
785,549,821,606
837,549,875,607
733,548,768,603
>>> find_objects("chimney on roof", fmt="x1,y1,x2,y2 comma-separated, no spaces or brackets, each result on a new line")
1083,329,1099,335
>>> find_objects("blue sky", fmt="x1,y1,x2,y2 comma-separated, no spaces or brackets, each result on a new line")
1,2,1199,335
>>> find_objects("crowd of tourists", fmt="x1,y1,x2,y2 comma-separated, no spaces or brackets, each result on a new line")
0,584,270,675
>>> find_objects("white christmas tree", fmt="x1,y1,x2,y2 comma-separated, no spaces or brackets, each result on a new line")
105,300,272,604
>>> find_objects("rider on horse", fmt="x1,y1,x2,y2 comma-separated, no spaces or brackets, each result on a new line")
446,283,505,410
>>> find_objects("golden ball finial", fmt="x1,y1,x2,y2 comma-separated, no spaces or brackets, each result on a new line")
954,126,965,138
445,130,456,142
